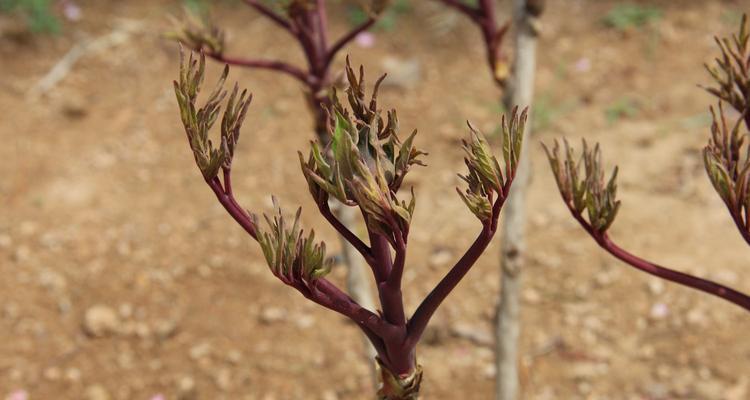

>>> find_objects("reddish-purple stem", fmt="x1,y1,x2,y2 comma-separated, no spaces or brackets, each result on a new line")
318,201,375,266
437,0,510,87
242,0,294,33
406,194,505,344
313,278,397,338
205,52,312,85
324,18,377,71
316,0,329,52
729,209,750,246
207,176,258,240
438,0,481,19
569,210,750,312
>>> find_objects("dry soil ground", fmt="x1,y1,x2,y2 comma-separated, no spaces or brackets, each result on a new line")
1,0,750,399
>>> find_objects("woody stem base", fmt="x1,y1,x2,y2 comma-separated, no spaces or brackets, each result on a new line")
376,358,423,400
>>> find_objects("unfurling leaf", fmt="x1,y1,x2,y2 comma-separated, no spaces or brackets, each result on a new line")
704,103,750,236
174,48,252,180
458,107,527,222
166,8,225,55
703,13,749,121
256,199,332,283
543,139,620,233
300,59,425,245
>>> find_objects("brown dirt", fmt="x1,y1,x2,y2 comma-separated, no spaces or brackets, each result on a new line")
2,0,750,399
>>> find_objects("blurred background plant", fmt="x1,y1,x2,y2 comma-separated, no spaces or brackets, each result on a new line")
347,0,411,31
0,0,60,33
602,2,662,32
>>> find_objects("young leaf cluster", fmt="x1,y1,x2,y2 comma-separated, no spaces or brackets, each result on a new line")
704,14,749,122
458,107,526,222
543,140,620,233
174,50,251,180
167,8,225,55
173,47,535,393
257,200,332,284
542,12,750,314
300,60,426,245
704,104,750,234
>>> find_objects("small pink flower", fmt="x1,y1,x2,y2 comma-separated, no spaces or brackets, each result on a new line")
7,390,28,400
574,57,591,73
61,1,82,22
650,302,669,319
149,395,166,400
355,32,376,48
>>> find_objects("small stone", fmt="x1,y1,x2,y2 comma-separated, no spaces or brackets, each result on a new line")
189,342,212,360
647,279,665,295
226,350,242,364
0,234,12,248
644,383,669,400
686,309,707,327
83,305,121,337
197,265,212,277
19,221,37,236
134,322,151,338
594,271,614,287
569,362,607,380
214,368,232,391
450,322,493,347
117,351,134,369
9,369,22,381
154,319,178,340
482,363,496,379
694,379,724,399
148,359,163,371
65,367,82,382
380,56,421,89
57,297,72,314
530,212,549,227
727,377,749,400
3,303,20,320
522,288,541,304
44,367,62,381
321,390,338,400
12,246,30,263
428,249,453,268
38,269,67,291
655,364,671,379
84,385,111,400
118,303,133,319
533,252,561,268
259,307,287,324
295,314,315,329
649,303,669,320
61,94,89,118
177,376,196,400
577,382,592,394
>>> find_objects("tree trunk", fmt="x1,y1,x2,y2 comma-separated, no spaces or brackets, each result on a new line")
337,205,379,384
495,1,540,399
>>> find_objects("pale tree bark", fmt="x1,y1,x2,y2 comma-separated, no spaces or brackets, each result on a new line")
333,204,379,384
495,0,541,399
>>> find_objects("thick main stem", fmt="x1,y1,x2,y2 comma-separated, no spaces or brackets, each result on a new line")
311,99,380,386
495,1,539,399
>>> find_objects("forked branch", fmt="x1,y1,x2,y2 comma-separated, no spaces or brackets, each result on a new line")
408,107,528,343
175,50,530,397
